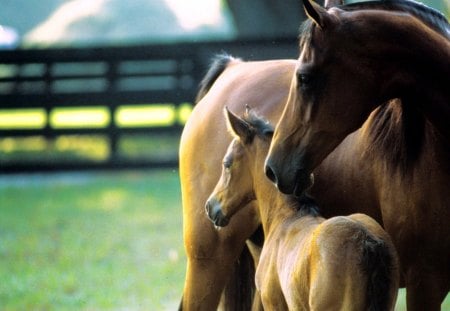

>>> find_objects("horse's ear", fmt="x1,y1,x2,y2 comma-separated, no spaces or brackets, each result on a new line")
224,107,252,142
324,0,343,8
302,0,333,29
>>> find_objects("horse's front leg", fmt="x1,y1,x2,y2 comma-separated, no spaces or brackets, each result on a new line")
405,260,449,311
181,203,260,311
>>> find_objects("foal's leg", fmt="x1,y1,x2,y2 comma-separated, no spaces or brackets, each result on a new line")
181,202,260,310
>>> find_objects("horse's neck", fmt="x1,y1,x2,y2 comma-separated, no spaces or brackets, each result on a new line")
405,82,450,140
379,18,450,138
404,48,450,139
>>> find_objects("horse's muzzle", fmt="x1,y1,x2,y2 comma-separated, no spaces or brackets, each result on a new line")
292,171,315,197
205,198,229,227
265,161,314,196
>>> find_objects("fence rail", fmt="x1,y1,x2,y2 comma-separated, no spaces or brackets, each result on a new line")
0,38,298,173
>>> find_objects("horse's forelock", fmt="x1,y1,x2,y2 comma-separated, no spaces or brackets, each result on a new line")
298,19,314,51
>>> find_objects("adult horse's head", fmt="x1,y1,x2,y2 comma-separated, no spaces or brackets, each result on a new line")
265,0,374,196
264,0,447,195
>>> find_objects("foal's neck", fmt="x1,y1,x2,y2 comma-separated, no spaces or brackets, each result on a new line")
254,178,318,235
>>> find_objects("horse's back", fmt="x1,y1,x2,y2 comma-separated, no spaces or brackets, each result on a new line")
180,58,295,222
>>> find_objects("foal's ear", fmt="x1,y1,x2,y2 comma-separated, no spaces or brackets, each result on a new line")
302,0,334,29
224,107,252,142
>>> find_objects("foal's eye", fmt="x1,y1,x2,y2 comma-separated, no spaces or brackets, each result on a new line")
223,160,232,170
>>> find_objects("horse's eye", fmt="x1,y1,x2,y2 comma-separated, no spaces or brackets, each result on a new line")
298,73,312,87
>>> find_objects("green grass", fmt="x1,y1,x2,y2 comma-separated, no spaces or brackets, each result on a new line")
0,133,181,165
395,289,449,310
0,170,185,310
0,170,448,310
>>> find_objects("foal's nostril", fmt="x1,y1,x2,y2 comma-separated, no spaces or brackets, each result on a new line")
265,164,278,184
205,198,229,227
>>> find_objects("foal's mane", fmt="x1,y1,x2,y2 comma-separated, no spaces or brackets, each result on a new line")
240,108,274,143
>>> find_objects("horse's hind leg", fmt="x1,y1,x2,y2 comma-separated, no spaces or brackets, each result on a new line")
181,239,252,310
182,256,234,310
181,204,260,310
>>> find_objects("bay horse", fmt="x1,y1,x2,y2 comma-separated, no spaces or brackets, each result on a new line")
205,107,399,310
179,56,296,310
264,0,450,310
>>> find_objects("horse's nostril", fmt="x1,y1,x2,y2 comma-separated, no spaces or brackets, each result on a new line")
205,200,212,216
265,164,278,184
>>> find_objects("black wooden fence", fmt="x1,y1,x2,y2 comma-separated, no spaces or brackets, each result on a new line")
0,38,298,173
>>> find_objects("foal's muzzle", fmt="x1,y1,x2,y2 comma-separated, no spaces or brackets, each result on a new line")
205,197,229,227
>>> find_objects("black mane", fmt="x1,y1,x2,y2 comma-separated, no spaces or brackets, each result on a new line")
341,0,449,37
365,99,426,174
288,194,322,217
195,54,238,103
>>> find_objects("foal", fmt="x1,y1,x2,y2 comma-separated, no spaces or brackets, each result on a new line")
206,108,399,310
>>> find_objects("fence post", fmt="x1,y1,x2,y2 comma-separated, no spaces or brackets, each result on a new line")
43,61,53,139
106,60,119,163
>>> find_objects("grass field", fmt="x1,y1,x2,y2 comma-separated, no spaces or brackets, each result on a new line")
0,170,185,310
0,170,449,310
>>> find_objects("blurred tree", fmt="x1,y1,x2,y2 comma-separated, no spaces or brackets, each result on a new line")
1,0,447,48
20,0,235,47
226,0,448,40
226,0,306,39
0,0,66,36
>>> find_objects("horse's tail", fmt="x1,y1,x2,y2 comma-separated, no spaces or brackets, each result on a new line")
222,243,257,311
195,54,240,103
361,234,397,311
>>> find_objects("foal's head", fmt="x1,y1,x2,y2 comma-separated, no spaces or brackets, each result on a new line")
205,107,273,227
